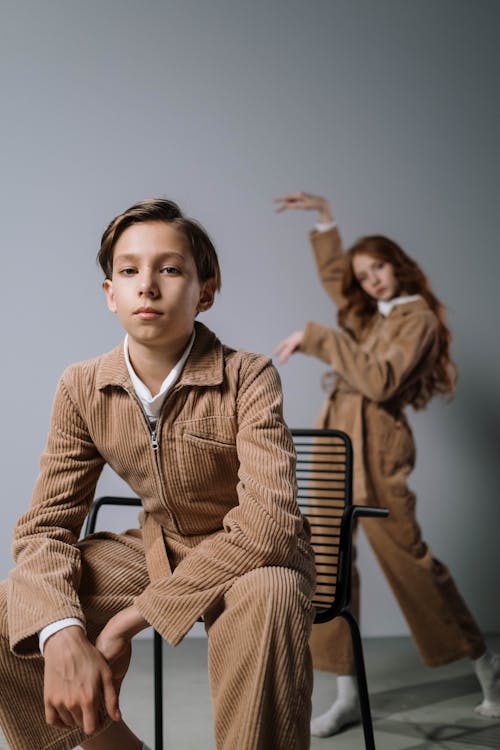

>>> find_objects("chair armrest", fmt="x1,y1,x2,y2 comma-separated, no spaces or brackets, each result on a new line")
352,506,389,520
340,505,389,543
332,505,389,614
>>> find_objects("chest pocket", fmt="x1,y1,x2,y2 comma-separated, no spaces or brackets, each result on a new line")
174,416,240,519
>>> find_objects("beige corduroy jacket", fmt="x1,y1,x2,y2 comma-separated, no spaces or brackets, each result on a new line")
300,227,440,502
8,322,315,655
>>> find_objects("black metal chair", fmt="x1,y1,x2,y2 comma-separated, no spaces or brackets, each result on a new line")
84,428,388,750
292,428,388,750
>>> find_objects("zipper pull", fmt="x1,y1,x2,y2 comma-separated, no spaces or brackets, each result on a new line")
151,429,159,452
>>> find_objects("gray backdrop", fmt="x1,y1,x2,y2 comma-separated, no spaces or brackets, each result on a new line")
0,0,498,639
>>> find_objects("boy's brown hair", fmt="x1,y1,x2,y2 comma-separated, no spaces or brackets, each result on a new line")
97,198,222,290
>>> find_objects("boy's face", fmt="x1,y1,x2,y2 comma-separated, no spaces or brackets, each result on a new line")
103,221,215,352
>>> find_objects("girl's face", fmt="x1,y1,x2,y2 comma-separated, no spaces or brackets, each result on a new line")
351,253,399,301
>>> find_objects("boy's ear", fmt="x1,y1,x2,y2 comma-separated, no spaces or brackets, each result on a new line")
197,278,217,313
103,279,118,313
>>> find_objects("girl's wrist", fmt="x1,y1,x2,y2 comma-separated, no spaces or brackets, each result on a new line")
318,200,333,224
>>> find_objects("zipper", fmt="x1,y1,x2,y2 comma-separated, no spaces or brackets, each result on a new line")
125,386,183,529
127,389,160,450
128,384,182,451
151,427,159,452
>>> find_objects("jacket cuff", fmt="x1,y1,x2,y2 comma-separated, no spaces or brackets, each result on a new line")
9,605,86,658
134,588,207,647
301,321,333,364
309,225,342,255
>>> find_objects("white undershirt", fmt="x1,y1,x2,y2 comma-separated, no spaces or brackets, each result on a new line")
316,220,337,233
377,295,421,316
38,331,196,653
124,331,195,422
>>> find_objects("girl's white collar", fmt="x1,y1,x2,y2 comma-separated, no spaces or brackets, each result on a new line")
378,294,421,317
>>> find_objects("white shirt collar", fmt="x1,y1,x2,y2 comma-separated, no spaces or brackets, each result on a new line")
123,330,195,420
378,294,421,317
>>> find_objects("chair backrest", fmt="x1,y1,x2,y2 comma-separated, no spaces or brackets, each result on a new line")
291,428,353,623
84,495,142,536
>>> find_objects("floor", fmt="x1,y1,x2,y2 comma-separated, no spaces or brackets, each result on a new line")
1,634,499,749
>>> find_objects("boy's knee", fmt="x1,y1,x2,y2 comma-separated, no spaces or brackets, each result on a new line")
234,567,313,620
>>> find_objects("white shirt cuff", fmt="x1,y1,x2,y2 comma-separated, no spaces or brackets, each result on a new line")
315,221,337,233
39,618,86,654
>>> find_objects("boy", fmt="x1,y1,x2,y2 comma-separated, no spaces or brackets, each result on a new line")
0,199,316,750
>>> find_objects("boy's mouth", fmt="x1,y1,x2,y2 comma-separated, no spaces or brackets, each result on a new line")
134,306,162,319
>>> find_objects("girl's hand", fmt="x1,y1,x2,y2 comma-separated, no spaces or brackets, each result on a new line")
274,331,304,365
273,192,333,224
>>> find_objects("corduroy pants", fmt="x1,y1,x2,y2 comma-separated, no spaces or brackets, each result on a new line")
309,423,486,675
0,530,314,750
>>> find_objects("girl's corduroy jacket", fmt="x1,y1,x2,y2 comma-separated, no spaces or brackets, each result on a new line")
300,227,440,502
8,322,315,655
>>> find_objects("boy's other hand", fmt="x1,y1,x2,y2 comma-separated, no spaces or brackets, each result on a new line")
95,631,132,700
95,604,149,697
43,625,121,735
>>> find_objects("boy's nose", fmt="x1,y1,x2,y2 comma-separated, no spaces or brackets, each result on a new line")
139,277,159,297
139,286,159,298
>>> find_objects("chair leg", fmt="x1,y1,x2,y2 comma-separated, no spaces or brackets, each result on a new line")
153,630,163,750
341,610,376,750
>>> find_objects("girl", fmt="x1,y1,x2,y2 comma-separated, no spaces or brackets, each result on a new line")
274,192,500,737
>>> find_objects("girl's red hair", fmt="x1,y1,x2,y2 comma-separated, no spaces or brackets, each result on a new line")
339,235,457,409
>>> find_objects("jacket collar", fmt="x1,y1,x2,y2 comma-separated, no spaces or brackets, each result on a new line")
379,296,430,319
378,294,421,317
96,321,225,391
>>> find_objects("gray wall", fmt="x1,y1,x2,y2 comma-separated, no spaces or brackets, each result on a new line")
0,0,498,638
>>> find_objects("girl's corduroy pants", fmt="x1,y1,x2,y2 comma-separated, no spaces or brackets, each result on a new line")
310,422,485,674
0,530,314,750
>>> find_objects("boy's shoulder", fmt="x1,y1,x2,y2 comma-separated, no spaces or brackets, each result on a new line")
59,344,125,392
190,322,275,388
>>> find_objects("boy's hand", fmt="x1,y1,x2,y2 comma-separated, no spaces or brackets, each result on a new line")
95,604,149,696
43,625,120,735
95,631,132,698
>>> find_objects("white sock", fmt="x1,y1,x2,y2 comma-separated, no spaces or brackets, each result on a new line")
473,649,500,717
311,675,361,737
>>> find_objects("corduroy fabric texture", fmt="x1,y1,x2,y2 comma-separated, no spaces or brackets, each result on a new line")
2,322,316,749
303,227,484,674
1,538,314,749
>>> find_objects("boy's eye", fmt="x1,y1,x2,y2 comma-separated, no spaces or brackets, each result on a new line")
120,268,137,276
161,266,180,275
